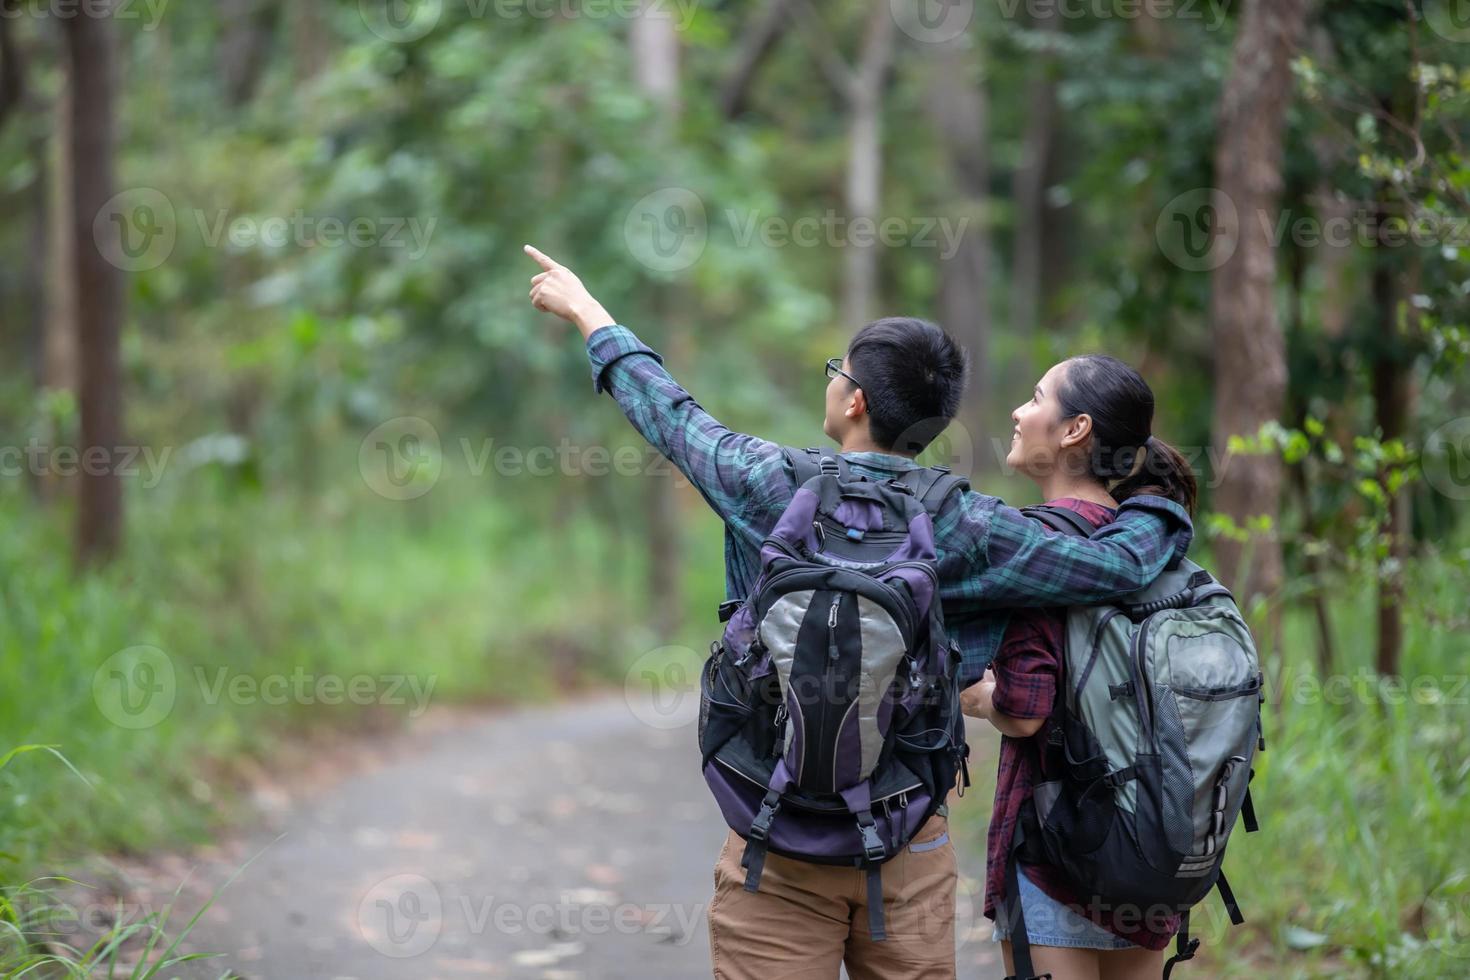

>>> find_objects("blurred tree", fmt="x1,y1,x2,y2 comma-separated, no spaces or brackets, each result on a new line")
631,0,685,637
925,29,993,452
1209,0,1311,641
65,8,124,564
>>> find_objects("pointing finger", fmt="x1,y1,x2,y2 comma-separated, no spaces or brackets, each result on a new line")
523,243,562,272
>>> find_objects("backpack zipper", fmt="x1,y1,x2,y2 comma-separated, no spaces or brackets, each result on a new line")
713,756,921,813
827,594,842,661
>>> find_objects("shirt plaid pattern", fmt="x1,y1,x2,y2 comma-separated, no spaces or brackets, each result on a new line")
586,324,1193,684
984,498,1180,951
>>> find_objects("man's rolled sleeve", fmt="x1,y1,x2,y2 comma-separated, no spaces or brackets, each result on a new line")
586,324,660,395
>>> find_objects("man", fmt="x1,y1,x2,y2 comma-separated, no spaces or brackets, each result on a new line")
524,244,1191,979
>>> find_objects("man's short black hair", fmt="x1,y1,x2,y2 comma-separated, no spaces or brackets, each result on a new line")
844,317,968,454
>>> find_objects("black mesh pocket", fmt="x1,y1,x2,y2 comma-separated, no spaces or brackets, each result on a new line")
698,643,758,761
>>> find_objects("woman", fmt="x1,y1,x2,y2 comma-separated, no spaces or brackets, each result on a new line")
962,354,1197,980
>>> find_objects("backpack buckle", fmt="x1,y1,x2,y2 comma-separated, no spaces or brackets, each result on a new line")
819,456,840,476
749,798,780,842
858,822,887,861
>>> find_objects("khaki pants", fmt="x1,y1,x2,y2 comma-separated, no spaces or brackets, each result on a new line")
707,812,957,980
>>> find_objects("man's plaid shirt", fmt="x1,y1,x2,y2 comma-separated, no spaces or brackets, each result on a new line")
586,325,1193,683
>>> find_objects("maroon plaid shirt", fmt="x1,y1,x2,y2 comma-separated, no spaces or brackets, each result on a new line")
982,498,1180,951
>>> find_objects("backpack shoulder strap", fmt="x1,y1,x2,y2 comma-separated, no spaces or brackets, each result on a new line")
782,445,849,487
1020,503,1094,538
898,465,971,520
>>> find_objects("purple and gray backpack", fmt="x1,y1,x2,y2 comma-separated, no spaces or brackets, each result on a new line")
698,447,972,941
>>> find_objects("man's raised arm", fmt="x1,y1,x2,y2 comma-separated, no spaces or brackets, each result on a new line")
525,245,782,523
962,493,1194,608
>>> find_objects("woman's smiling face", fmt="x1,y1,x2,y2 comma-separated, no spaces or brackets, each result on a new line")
1006,361,1073,478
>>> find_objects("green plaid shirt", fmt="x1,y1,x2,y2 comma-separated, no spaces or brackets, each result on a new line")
586,325,1193,683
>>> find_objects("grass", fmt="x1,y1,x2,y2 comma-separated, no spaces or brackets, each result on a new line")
0,449,712,884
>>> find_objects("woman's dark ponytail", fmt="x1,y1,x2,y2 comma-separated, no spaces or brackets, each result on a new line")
1056,356,1198,513
1112,435,1198,513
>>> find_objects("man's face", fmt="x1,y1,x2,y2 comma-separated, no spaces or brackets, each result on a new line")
823,356,860,442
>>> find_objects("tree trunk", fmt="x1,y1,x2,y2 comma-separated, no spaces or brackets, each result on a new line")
717,0,797,119
218,0,279,106
926,33,992,465
1285,243,1335,675
840,0,894,329
631,1,684,638
1208,0,1309,626
288,0,329,81
1370,248,1413,676
44,77,78,398
1011,3,1059,342
66,11,125,564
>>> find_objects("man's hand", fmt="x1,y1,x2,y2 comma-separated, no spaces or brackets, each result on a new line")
525,244,616,340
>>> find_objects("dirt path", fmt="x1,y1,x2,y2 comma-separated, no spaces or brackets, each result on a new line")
149,695,1001,978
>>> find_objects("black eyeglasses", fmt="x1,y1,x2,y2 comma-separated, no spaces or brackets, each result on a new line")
825,357,862,388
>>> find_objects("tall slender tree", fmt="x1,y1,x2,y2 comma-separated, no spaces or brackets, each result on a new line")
1209,0,1311,625
66,8,125,564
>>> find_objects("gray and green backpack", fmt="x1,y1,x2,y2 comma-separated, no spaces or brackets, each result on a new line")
1004,505,1264,980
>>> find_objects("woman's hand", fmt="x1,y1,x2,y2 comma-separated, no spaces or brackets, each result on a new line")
525,244,615,340
960,669,997,719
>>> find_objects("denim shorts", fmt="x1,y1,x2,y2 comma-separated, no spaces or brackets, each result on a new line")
990,869,1137,950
